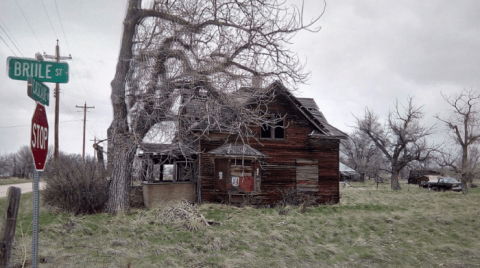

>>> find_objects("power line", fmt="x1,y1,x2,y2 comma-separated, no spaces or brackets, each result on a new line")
0,120,81,129
0,35,17,56
0,18,24,56
40,0,58,40
0,23,23,56
62,91,110,104
70,59,91,98
60,100,81,122
51,0,89,98
53,0,70,52
13,0,45,52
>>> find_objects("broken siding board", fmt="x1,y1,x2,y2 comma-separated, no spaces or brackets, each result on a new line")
296,159,318,165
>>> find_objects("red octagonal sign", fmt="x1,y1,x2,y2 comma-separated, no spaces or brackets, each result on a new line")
31,103,49,171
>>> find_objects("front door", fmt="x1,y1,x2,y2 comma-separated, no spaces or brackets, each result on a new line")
214,158,229,193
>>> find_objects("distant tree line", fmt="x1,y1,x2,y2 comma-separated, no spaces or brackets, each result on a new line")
341,89,480,194
0,145,39,179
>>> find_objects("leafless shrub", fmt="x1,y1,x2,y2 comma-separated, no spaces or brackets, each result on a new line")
42,153,109,214
275,188,317,213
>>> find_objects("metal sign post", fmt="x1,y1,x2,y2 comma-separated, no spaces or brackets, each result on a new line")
32,170,40,268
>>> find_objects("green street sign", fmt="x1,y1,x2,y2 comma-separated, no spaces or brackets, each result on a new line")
7,57,69,83
28,77,50,106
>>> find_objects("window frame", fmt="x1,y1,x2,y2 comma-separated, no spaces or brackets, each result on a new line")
260,114,286,139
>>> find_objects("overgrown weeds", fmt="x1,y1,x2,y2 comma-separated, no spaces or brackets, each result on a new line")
2,180,480,267
275,188,318,213
42,153,108,214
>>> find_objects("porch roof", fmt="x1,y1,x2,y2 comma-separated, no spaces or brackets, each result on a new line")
208,143,267,158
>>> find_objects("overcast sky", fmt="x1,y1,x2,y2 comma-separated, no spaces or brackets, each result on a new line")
1,0,479,157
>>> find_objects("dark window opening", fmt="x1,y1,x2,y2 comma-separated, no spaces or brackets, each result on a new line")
260,116,285,139
143,161,194,183
260,125,272,138
274,119,285,139
176,162,193,182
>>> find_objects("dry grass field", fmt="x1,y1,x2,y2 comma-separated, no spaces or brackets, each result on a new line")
1,180,479,267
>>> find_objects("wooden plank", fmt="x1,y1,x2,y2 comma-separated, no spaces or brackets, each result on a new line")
0,186,21,268
296,159,318,165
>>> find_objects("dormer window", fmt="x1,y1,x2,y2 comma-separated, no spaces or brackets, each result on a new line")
197,88,208,100
261,115,285,139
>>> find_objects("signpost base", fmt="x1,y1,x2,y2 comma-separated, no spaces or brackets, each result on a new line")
31,170,39,268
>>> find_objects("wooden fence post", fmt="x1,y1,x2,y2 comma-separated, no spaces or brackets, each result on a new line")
0,186,21,268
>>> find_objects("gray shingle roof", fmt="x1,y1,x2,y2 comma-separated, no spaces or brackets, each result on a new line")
208,143,267,158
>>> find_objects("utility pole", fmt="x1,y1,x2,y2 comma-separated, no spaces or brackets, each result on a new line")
76,102,95,160
44,40,72,161
90,137,98,161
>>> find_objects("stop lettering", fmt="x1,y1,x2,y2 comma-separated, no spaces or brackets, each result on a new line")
31,103,49,171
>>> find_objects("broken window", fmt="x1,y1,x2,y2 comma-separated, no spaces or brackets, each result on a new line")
143,160,194,183
176,162,194,182
162,164,174,181
261,115,285,139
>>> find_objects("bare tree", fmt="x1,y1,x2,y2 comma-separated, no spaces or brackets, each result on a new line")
435,89,480,194
15,146,34,179
356,97,435,190
0,154,12,177
340,129,386,180
107,0,326,213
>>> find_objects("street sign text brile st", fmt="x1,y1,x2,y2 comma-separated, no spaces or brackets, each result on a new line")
31,103,49,171
7,57,69,84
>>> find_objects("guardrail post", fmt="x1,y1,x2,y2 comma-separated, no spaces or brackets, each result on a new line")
0,186,21,268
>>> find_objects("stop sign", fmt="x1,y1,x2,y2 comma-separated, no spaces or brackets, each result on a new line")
31,103,49,171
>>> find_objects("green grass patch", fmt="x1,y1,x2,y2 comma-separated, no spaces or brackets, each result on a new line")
1,180,480,267
0,177,33,186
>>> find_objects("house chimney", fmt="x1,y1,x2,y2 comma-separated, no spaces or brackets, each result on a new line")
252,75,263,88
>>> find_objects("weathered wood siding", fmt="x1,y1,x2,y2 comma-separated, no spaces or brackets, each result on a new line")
199,94,340,205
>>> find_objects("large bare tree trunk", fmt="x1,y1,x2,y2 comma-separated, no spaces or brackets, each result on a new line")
390,170,401,190
106,134,136,213
461,147,469,194
106,0,140,214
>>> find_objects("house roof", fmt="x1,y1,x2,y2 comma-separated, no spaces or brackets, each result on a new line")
137,142,197,158
340,162,356,172
254,82,348,139
339,162,358,176
195,82,348,139
208,143,267,158
141,81,347,157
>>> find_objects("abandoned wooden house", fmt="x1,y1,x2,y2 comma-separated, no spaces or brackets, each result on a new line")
137,82,347,207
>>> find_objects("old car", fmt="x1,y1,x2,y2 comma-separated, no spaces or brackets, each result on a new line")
423,177,462,192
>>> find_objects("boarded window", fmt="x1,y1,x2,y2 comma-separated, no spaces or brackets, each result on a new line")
228,159,255,193
296,159,318,192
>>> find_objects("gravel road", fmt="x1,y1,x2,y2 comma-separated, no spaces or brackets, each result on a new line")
0,182,46,198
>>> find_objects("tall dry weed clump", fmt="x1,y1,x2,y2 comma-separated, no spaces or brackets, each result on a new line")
275,188,318,213
152,201,208,231
42,153,109,214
